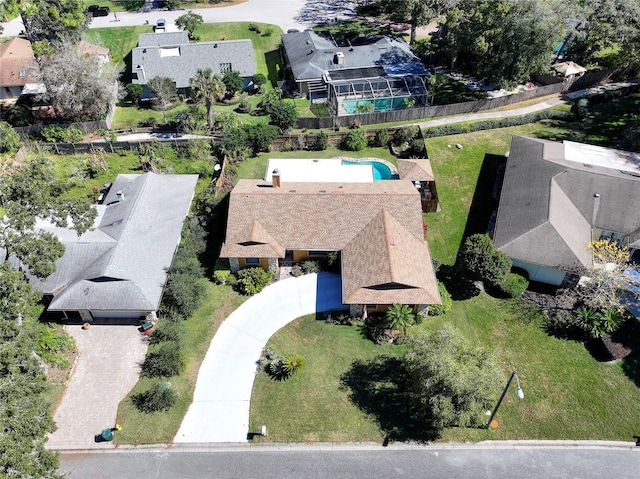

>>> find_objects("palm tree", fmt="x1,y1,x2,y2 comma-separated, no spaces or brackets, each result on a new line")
386,303,415,334
189,68,226,130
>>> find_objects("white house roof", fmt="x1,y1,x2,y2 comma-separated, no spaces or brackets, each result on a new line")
264,158,374,183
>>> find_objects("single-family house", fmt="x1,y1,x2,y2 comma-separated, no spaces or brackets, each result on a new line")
281,31,429,115
220,160,440,316
131,32,256,98
493,135,640,286
0,37,37,100
23,172,198,322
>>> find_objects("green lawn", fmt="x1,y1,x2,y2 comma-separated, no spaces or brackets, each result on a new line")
250,296,640,442
115,282,246,445
250,315,404,443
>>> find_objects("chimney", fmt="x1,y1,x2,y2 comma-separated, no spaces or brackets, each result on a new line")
116,190,124,202
272,169,281,188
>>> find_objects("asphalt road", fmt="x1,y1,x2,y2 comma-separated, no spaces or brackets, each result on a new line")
59,445,640,479
0,0,360,37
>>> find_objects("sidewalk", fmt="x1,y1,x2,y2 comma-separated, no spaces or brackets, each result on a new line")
417,79,640,129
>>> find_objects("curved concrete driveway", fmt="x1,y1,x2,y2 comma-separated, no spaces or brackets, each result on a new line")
174,272,343,443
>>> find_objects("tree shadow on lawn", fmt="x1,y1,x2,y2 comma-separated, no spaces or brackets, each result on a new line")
340,356,440,443
621,351,640,388
264,50,282,88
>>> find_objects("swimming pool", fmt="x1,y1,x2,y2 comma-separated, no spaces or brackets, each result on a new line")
342,160,393,180
342,98,408,114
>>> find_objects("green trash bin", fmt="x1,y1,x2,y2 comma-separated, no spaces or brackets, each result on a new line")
101,428,114,441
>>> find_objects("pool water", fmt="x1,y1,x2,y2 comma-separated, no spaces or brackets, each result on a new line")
342,97,408,114
342,160,393,180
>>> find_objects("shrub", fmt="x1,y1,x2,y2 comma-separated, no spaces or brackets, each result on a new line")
343,128,368,151
393,126,418,146
301,260,321,274
5,104,33,127
314,131,329,151
324,311,353,326
421,110,576,138
575,307,626,339
252,73,267,89
386,303,415,334
41,125,84,143
458,234,512,286
132,381,177,413
281,354,305,376
222,70,244,98
213,270,231,285
0,122,21,153
237,99,252,114
257,89,282,115
362,314,392,345
428,282,453,316
149,318,184,345
355,102,374,113
499,272,529,298
373,128,389,147
269,100,298,133
236,267,272,295
142,342,185,377
410,138,426,156
244,123,278,155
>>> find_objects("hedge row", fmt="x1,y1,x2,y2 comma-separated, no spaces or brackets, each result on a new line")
421,110,576,138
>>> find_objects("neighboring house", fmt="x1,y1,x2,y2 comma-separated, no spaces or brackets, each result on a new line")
220,161,441,316
281,31,429,115
131,32,256,98
78,40,111,66
23,173,198,322
493,135,640,286
0,37,37,100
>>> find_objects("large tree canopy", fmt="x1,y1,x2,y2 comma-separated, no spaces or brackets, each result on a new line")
404,325,502,430
381,0,460,45
562,0,640,72
442,0,563,88
21,0,89,44
0,265,63,479
0,154,96,279
35,40,121,122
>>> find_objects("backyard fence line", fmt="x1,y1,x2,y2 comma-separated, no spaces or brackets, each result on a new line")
296,70,611,130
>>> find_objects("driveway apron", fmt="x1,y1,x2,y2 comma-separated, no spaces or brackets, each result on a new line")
174,273,343,443
47,324,148,449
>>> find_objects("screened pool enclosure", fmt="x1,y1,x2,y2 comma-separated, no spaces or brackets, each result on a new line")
327,75,428,116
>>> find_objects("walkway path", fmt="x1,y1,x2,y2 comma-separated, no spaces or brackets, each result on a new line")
0,0,360,37
47,324,148,449
174,272,343,443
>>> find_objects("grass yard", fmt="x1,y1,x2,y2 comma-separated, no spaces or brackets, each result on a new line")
250,296,640,442
250,315,405,443
115,282,246,445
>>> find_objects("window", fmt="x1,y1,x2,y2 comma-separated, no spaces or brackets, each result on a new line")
308,250,330,258
245,257,260,265
219,63,232,73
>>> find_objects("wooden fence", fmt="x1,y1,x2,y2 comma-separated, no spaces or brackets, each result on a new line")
296,70,611,130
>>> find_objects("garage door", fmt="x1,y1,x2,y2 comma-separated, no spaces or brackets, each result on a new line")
512,261,566,286
91,311,147,320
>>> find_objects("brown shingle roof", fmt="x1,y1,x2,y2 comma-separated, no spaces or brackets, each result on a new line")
397,159,435,181
221,179,440,305
0,38,36,87
342,209,440,305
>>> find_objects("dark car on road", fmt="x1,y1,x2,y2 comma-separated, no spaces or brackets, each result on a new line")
92,6,110,17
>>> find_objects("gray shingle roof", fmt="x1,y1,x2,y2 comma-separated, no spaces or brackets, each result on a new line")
132,34,256,88
494,136,640,271
31,173,198,313
281,31,426,82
